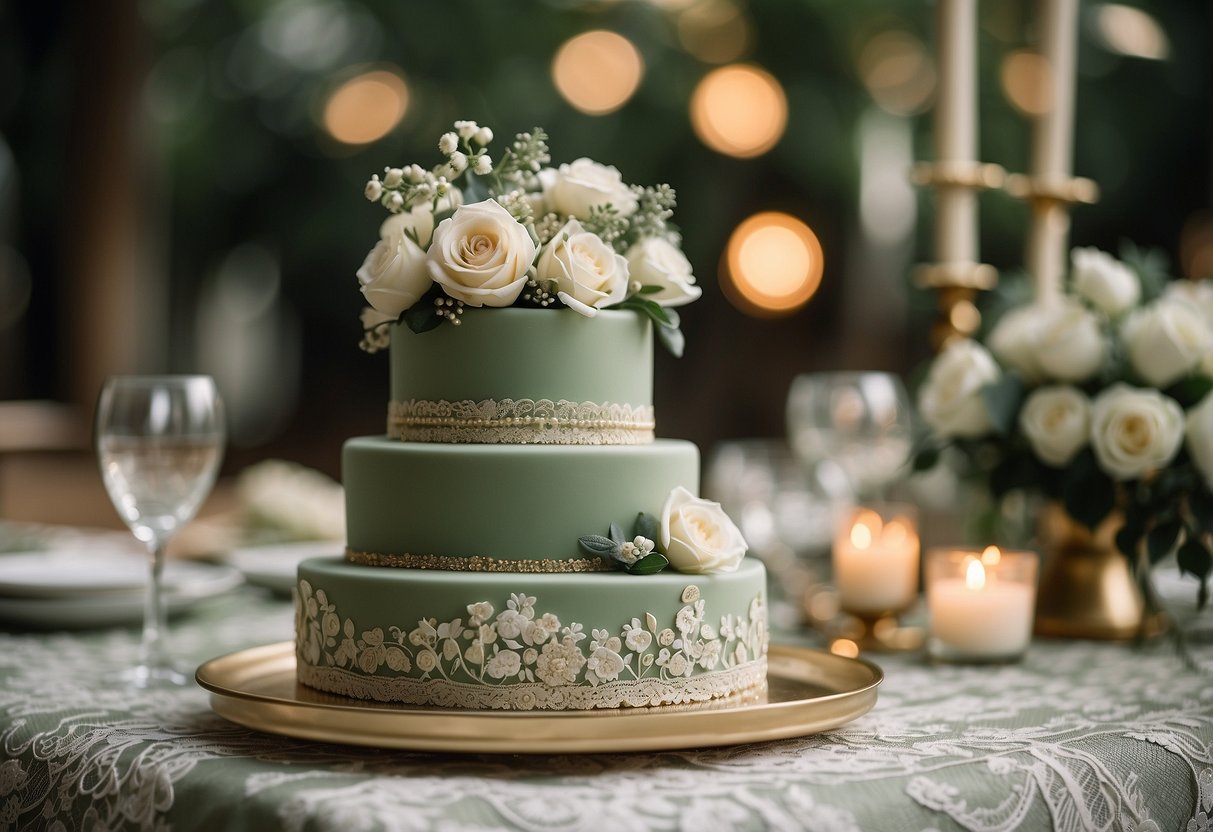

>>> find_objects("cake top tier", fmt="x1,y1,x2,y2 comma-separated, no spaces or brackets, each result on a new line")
388,308,654,444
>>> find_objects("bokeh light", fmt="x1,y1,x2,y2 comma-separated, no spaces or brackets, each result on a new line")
1000,50,1051,116
857,30,936,116
723,212,824,316
690,64,787,158
1094,4,1169,60
552,31,644,115
322,69,408,145
677,0,752,65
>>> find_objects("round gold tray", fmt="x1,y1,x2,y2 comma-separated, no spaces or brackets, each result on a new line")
196,641,882,754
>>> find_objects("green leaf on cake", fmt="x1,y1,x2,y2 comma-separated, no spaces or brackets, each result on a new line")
637,284,664,295
627,552,669,575
404,285,447,334
578,535,620,557
461,172,489,204
655,324,685,358
634,512,660,543
608,523,626,545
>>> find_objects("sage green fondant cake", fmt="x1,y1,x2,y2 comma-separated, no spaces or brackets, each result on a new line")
299,128,766,710
296,557,767,709
343,437,698,565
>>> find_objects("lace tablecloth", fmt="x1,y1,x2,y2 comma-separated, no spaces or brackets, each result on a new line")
0,584,1210,832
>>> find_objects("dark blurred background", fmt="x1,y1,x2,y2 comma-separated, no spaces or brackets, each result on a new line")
0,0,1210,519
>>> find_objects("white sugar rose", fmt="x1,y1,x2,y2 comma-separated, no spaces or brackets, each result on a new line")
1071,247,1139,317
625,237,702,307
1033,298,1106,382
659,486,747,574
426,199,536,307
357,209,433,317
1186,392,1213,492
1121,299,1213,387
1090,384,1184,480
539,158,637,219
917,339,1000,438
988,305,1044,382
1019,385,1092,467
536,219,629,317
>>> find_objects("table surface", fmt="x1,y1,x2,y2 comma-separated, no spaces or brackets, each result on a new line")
0,565,1211,832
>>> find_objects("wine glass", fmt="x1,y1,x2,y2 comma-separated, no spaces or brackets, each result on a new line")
786,372,913,500
96,375,225,687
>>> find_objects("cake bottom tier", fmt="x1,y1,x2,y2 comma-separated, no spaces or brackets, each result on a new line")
296,557,768,711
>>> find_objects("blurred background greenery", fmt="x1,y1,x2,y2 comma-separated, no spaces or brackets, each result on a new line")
0,0,1209,479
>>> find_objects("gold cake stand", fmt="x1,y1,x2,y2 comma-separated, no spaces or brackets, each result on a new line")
196,642,882,754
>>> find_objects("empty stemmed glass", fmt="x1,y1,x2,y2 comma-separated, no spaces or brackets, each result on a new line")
96,376,225,687
786,372,913,500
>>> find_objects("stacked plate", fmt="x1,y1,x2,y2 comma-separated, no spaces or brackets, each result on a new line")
0,548,243,629
223,540,340,597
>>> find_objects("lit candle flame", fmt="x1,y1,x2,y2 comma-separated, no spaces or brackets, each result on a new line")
965,557,986,591
850,522,874,550
981,545,1001,565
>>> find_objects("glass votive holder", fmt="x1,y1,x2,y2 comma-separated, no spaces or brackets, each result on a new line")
926,546,1039,664
833,503,920,616
829,503,921,651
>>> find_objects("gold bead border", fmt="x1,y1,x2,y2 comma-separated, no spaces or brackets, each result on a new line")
345,548,614,573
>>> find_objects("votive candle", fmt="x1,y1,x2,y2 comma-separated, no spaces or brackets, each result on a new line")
832,504,920,615
927,546,1039,662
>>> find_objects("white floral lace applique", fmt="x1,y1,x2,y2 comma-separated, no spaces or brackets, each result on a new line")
295,581,767,710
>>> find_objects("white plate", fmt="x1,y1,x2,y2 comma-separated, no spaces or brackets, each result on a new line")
224,541,340,596
0,549,170,598
0,561,244,629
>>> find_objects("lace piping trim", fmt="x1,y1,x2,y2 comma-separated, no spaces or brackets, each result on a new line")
345,548,613,573
388,398,655,445
297,659,768,711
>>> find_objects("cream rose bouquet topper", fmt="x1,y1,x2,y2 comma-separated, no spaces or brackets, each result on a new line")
355,121,699,356
914,246,1213,606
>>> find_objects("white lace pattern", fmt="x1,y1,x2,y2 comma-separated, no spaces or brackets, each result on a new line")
295,579,769,710
387,398,655,444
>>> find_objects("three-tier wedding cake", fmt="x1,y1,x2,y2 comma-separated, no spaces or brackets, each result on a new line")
294,123,768,710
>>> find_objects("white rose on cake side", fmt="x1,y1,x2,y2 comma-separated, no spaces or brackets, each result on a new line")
1089,384,1184,480
1071,247,1139,317
427,199,537,307
536,219,629,317
1019,386,1091,467
1032,298,1106,382
539,158,637,219
988,305,1045,382
659,486,747,574
1186,392,1213,492
1121,299,1213,387
625,238,702,307
357,215,431,317
917,339,1000,438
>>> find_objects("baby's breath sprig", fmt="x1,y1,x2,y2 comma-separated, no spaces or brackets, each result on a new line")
627,184,678,242
520,277,558,308
494,189,534,224
364,164,455,215
533,211,564,246
492,128,551,193
582,204,628,251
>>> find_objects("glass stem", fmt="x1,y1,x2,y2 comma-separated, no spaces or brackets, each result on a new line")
140,540,170,672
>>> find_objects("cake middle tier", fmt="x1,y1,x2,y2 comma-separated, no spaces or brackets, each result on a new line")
344,436,700,565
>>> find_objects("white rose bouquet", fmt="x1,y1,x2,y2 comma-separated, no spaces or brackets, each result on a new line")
915,245,1213,606
355,121,700,356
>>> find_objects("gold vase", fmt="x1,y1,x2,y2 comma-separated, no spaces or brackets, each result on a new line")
1033,502,1167,640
